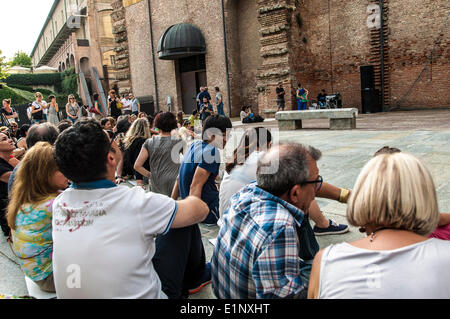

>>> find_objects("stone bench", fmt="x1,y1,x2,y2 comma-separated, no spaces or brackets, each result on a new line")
275,108,358,130
262,108,278,118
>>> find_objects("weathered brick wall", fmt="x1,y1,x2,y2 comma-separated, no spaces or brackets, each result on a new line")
289,0,449,110
388,0,449,109
225,0,262,116
290,0,372,111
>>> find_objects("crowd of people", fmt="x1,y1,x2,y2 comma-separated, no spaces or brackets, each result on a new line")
0,89,449,300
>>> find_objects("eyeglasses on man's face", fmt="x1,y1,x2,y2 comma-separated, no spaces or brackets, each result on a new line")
303,175,323,192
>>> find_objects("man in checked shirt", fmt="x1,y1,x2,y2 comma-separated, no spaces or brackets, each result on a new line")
212,142,322,298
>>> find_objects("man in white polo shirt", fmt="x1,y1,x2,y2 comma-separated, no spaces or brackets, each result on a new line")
52,118,208,298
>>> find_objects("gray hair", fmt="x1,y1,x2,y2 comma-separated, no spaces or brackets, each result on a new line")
257,142,322,197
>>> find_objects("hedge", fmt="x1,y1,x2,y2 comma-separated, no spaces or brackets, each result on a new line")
0,85,30,105
4,73,62,92
6,83,55,97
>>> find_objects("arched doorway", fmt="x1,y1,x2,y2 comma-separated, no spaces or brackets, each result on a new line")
62,62,66,71
157,23,207,114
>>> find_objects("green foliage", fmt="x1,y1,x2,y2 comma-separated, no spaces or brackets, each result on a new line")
4,72,62,92
61,67,78,94
5,83,34,92
0,84,30,105
0,50,9,80
9,51,32,68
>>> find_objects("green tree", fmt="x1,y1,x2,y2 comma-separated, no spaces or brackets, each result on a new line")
0,50,9,80
9,51,32,68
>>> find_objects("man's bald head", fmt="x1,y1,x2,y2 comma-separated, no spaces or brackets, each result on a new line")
26,123,59,149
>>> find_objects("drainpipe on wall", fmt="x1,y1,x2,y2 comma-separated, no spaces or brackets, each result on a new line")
147,0,160,112
379,0,385,112
221,0,232,117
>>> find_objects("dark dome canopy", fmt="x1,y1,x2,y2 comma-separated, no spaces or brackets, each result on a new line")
157,23,206,60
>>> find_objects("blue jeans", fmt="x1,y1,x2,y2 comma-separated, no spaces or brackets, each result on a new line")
297,100,307,110
217,103,225,116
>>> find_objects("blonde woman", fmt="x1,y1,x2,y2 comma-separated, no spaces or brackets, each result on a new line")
118,118,151,187
65,94,80,123
7,142,69,292
308,152,450,299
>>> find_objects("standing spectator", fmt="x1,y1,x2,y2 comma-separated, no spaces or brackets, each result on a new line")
52,118,209,298
31,92,47,124
46,95,59,126
195,87,203,112
199,97,213,122
65,94,80,124
129,93,140,116
7,142,69,293
212,142,322,299
215,87,225,116
296,83,309,111
90,93,104,121
317,89,327,109
276,82,286,111
1,98,19,125
0,132,16,237
134,112,185,196
121,94,132,115
108,90,121,118
153,115,232,299
308,152,450,299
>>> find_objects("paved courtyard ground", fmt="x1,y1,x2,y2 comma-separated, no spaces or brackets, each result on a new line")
1,109,449,298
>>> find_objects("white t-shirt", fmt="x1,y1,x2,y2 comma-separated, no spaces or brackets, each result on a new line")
219,151,264,220
52,185,177,299
121,98,131,111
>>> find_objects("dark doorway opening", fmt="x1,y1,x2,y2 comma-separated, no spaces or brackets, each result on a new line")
179,55,207,114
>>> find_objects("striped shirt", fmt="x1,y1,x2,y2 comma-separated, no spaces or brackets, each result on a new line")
211,182,314,298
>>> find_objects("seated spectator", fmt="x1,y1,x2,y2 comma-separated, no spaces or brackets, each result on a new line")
212,142,323,298
374,146,450,241
16,124,30,150
178,120,195,142
119,118,151,187
240,105,264,124
138,112,148,119
56,120,72,134
52,118,209,298
317,89,327,109
219,127,349,235
308,152,450,299
100,118,112,131
134,112,185,196
152,115,232,299
6,142,69,292
0,133,16,237
8,123,60,194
